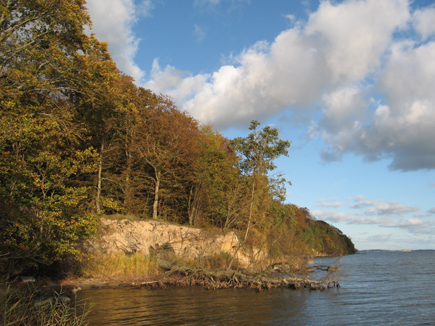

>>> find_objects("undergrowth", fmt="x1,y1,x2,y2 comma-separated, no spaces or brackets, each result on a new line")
1,284,92,326
80,252,160,280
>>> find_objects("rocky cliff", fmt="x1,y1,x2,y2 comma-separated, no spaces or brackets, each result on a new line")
81,219,256,267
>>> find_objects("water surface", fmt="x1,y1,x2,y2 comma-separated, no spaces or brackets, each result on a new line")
79,251,435,325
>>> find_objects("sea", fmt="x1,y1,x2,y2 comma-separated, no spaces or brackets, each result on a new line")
78,250,435,325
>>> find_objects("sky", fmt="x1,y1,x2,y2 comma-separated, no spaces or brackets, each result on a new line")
85,0,435,250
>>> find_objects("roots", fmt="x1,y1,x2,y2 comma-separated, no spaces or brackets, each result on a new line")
135,259,340,291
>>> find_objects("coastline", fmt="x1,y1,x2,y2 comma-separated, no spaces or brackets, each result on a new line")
11,255,344,297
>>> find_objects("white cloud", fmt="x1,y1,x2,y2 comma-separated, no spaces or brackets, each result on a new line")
85,0,150,84
319,39,435,170
350,200,420,216
143,0,435,171
150,28,327,128
412,6,435,41
312,210,380,224
313,210,435,235
304,0,409,83
316,199,344,207
320,202,345,208
144,59,209,105
94,0,433,171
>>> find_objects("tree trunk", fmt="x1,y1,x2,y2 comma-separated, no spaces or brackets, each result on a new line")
124,148,132,215
153,170,161,219
244,177,256,242
96,138,105,214
188,186,199,226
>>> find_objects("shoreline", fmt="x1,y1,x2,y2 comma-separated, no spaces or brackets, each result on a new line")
10,257,343,296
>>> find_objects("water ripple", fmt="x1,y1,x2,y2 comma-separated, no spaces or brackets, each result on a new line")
79,251,435,325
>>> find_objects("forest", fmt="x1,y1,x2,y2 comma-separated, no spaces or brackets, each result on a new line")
0,0,355,279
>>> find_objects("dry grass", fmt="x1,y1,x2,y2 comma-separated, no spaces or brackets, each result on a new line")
1,284,92,326
80,252,161,280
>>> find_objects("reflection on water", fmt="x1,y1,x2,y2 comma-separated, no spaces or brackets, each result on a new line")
79,251,435,325
81,287,315,325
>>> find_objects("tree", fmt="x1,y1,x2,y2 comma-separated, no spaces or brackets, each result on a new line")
231,120,291,241
190,126,245,227
0,0,101,272
133,95,201,220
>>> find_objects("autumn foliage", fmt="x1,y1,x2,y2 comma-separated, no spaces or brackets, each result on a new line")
0,0,355,278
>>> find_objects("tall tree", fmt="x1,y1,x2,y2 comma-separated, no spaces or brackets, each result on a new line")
71,41,125,214
231,120,291,241
133,95,200,220
192,126,246,227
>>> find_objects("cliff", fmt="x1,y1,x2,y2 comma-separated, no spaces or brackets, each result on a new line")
80,218,260,268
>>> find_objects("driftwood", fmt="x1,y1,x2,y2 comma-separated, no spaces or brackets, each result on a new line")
153,259,338,291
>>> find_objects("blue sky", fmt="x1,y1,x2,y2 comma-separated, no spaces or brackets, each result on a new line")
85,0,435,250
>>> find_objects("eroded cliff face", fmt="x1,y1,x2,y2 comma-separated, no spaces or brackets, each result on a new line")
81,219,256,267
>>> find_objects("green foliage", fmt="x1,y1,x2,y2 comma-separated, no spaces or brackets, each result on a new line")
230,120,291,242
0,0,104,275
231,120,291,175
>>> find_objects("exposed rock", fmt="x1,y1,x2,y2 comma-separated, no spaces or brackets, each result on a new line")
78,218,261,267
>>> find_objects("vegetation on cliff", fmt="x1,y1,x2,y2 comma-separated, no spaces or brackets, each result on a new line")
0,0,355,280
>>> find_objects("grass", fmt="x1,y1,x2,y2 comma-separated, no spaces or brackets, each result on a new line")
1,284,92,326
80,252,161,280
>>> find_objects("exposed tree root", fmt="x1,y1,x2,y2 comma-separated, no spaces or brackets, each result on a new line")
137,259,341,291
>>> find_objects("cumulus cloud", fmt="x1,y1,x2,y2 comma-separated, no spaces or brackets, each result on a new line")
412,6,435,41
150,29,327,127
316,199,344,207
304,0,409,83
313,194,433,236
144,59,209,105
312,210,380,224
149,0,410,127
320,202,345,208
85,0,150,84
142,0,435,171
350,200,420,216
83,0,430,171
